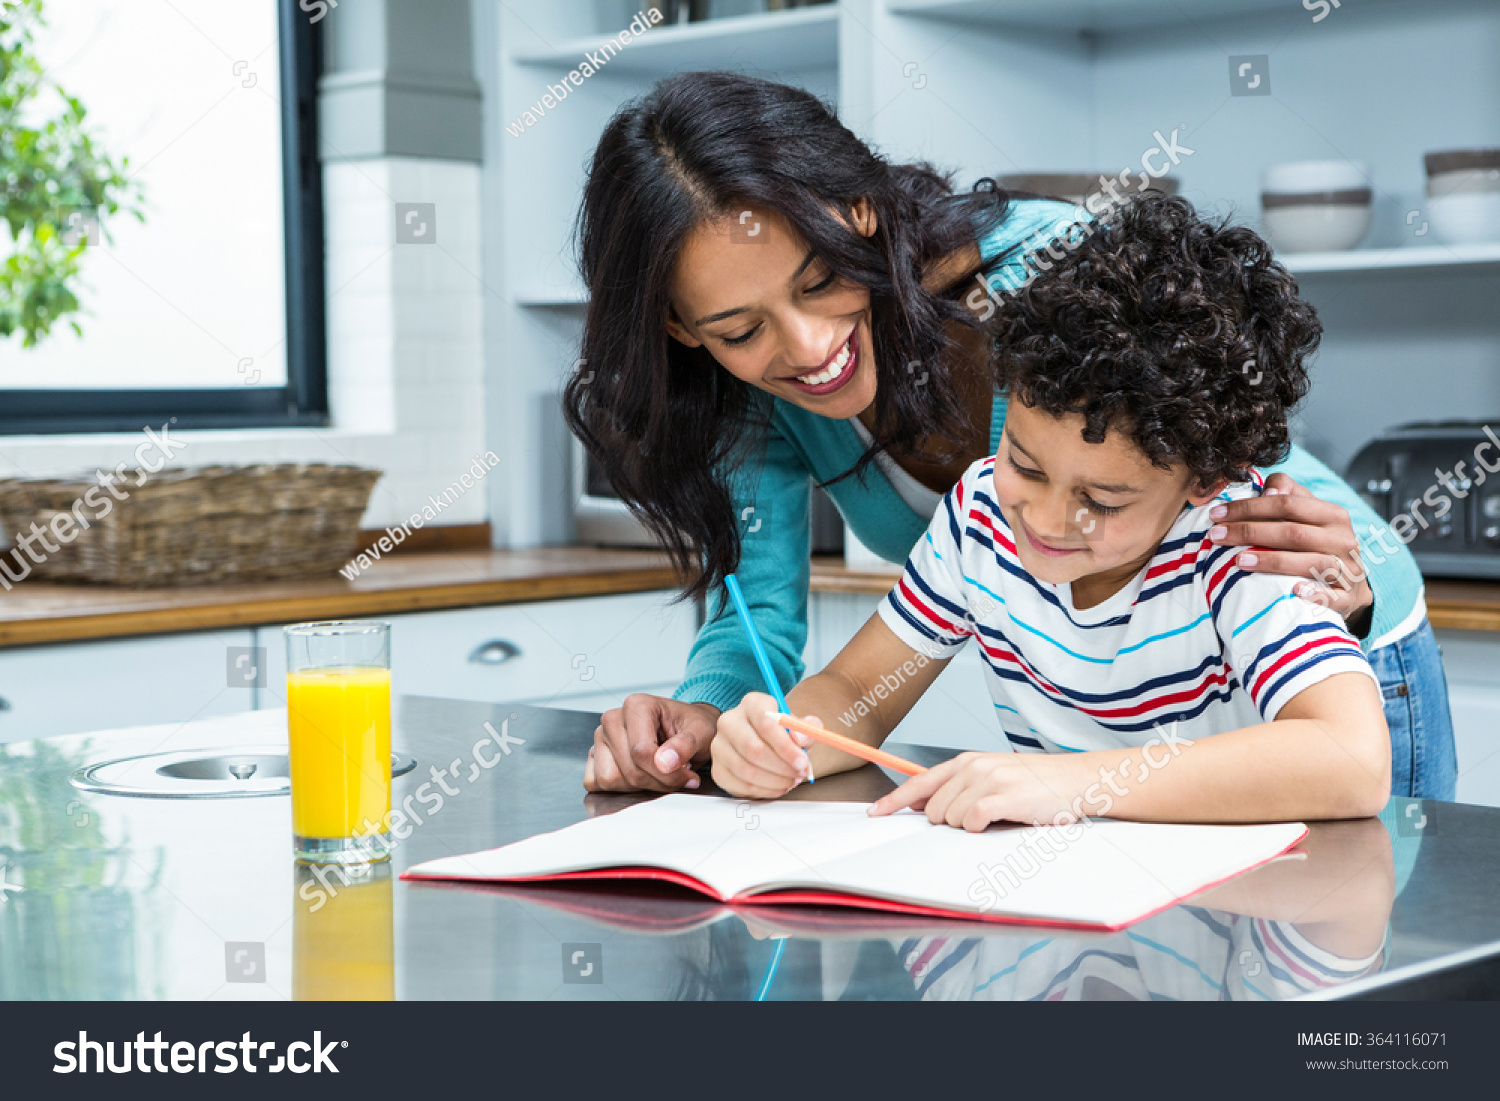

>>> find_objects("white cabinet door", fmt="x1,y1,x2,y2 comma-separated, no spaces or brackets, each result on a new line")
256,591,697,710
0,629,257,745
1436,629,1500,808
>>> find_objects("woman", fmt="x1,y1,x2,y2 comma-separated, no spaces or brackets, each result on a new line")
564,72,1455,801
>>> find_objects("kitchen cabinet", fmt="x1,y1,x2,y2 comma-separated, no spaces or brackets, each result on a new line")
1436,629,1500,809
0,629,257,745
255,590,697,713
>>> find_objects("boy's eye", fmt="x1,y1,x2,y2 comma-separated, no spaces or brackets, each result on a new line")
721,326,760,347
1080,494,1125,517
1006,453,1044,480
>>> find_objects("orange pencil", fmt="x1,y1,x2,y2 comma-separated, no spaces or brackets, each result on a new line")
769,712,928,777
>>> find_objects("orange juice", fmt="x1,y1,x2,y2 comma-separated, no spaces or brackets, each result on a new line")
294,866,394,1001
287,667,392,839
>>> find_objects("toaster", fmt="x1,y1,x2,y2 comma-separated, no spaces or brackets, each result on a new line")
1345,420,1500,580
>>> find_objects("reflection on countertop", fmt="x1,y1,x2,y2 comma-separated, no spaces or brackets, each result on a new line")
0,699,1496,1001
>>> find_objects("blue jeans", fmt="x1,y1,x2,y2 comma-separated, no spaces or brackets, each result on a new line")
1368,618,1457,800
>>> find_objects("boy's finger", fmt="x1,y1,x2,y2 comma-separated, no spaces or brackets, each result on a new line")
869,761,952,815
755,708,815,773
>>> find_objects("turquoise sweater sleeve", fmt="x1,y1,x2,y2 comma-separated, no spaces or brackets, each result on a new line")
673,418,812,714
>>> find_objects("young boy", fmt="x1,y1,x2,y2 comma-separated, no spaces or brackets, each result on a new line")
711,194,1390,829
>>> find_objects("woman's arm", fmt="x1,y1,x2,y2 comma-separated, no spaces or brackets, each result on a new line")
871,671,1390,829
587,417,814,793
711,613,950,798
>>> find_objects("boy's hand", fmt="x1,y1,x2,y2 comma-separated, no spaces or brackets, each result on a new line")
869,752,1082,832
1207,473,1373,627
710,692,817,799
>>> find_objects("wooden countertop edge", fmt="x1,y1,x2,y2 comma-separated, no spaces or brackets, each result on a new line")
0,567,683,648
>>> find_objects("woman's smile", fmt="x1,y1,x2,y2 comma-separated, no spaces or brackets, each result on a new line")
784,327,858,395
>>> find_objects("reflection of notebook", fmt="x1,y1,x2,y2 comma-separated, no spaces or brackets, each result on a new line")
402,795,1307,932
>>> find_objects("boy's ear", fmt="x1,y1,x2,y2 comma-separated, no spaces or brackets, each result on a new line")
1187,476,1230,508
850,197,879,238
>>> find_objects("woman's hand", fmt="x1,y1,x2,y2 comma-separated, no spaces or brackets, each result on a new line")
709,692,816,799
869,751,1083,832
583,695,719,793
1208,473,1373,627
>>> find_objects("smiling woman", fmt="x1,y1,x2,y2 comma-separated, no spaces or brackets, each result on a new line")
564,71,1454,803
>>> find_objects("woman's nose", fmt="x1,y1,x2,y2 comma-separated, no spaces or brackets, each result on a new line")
778,313,838,371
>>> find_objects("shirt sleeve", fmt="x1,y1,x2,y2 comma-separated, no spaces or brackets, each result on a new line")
1206,547,1377,721
673,419,811,714
877,468,977,660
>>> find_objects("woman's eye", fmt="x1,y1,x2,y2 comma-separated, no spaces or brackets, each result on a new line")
805,271,837,294
1080,495,1125,517
721,326,760,347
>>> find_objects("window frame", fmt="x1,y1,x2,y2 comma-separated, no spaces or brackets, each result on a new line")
0,0,329,435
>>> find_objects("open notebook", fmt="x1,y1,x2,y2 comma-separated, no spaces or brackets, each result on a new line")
401,795,1308,932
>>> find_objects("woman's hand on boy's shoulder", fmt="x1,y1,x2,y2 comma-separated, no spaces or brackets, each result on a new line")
868,751,1087,833
1207,472,1373,627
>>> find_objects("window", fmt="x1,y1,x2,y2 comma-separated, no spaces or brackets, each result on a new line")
0,0,326,432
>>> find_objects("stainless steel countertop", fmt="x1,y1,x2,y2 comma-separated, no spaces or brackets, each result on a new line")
1,696,1497,1001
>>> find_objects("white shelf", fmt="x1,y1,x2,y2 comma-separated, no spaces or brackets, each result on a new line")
1280,242,1500,275
514,286,587,308
889,0,1342,33
512,7,839,75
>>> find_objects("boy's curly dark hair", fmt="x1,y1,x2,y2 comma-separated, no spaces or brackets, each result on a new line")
991,193,1320,488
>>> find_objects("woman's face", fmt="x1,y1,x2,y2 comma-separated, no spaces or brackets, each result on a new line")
665,202,878,420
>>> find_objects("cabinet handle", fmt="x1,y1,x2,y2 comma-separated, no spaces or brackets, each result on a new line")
468,640,522,665
0,696,9,711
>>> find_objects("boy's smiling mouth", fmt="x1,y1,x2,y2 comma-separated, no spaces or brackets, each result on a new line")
1017,515,1084,559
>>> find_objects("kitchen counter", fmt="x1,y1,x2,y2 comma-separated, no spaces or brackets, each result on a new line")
2,696,1497,1001
0,546,1493,651
0,546,681,648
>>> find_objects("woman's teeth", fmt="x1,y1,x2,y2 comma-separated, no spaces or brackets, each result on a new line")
796,338,853,386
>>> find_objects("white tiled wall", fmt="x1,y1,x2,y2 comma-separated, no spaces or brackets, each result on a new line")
0,157,489,532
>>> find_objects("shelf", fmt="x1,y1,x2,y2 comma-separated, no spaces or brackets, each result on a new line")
1280,242,1500,275
515,286,587,308
511,7,839,75
888,0,1349,33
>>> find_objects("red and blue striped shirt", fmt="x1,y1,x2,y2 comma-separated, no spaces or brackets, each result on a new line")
878,458,1376,754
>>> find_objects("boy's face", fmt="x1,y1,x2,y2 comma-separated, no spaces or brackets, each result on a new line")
991,400,1225,589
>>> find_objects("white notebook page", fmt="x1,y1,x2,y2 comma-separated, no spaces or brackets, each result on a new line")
405,795,1306,927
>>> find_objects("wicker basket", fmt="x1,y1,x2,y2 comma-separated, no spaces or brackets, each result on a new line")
0,464,382,587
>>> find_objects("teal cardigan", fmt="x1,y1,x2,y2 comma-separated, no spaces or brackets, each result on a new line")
673,200,1424,715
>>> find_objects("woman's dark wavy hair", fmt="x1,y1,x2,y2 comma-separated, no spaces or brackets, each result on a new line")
991,193,1320,487
561,71,1018,600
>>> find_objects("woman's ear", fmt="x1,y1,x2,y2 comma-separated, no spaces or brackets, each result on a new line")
1187,477,1230,508
665,308,703,349
851,197,879,238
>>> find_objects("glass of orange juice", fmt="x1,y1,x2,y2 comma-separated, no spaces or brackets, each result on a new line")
285,621,392,864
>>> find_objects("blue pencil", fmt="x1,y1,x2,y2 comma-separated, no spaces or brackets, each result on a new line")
724,573,813,783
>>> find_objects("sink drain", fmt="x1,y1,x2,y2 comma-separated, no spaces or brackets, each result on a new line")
71,746,417,799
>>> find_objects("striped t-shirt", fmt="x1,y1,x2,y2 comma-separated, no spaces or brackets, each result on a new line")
879,457,1377,753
